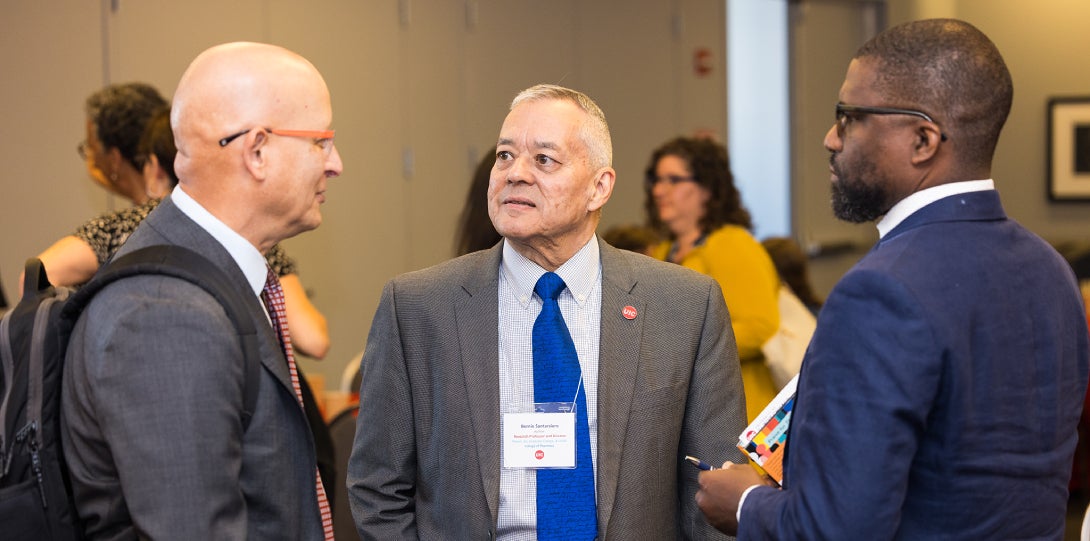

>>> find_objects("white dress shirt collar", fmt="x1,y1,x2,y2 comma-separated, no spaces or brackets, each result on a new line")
500,235,601,307
171,184,268,297
876,179,995,239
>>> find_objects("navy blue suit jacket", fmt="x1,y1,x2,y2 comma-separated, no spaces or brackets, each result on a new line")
740,190,1089,540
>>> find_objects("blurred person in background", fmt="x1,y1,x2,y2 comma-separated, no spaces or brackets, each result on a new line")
78,82,168,205
644,136,780,421
601,223,658,256
30,97,329,358
761,236,823,317
455,146,502,255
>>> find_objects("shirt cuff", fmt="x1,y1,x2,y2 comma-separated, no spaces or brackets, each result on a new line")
737,484,761,523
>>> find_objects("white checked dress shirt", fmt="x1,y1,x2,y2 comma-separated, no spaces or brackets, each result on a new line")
496,236,602,540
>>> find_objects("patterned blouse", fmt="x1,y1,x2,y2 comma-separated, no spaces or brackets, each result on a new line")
74,199,298,276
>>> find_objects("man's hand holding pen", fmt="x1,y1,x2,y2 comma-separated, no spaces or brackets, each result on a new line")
694,461,778,535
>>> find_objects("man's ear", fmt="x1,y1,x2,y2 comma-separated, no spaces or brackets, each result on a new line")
587,166,616,213
910,123,943,165
242,129,271,180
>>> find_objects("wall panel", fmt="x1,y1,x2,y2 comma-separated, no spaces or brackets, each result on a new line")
0,1,107,294
265,0,408,378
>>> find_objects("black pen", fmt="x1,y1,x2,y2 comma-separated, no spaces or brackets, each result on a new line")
684,455,716,471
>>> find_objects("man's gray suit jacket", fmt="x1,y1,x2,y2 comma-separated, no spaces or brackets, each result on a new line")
348,240,748,540
61,196,324,540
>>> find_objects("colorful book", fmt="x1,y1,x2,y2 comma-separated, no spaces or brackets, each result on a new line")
736,374,798,485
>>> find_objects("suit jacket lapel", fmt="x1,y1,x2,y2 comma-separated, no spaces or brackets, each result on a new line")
595,242,643,531
455,246,503,520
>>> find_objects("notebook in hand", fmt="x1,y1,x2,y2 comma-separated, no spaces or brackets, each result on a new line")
736,374,798,485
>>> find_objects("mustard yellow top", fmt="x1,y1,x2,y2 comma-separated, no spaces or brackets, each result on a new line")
651,225,782,421
651,224,780,359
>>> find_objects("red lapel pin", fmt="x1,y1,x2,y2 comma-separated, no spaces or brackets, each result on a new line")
622,305,637,320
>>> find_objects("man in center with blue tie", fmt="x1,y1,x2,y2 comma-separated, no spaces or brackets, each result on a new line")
348,84,747,540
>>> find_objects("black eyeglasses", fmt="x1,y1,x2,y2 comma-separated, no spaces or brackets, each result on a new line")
835,103,948,142
645,174,696,189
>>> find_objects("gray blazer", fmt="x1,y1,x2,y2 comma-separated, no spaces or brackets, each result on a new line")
348,240,747,540
61,196,324,540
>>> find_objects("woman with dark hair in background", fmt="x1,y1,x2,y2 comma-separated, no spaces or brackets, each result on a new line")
137,105,177,200
30,90,330,358
30,83,167,290
78,82,168,205
644,136,780,420
455,146,502,255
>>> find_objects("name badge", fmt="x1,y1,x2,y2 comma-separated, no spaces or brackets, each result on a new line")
502,402,577,469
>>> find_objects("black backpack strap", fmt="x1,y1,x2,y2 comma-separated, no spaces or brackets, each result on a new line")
2,259,70,477
61,245,263,428
25,290,64,452
21,258,52,303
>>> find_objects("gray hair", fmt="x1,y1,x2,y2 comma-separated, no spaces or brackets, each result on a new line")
510,84,612,169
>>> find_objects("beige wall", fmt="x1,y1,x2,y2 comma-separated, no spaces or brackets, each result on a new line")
944,0,1090,241
789,0,886,296
887,0,1090,242
0,0,727,389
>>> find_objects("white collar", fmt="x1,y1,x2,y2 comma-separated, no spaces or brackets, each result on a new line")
500,235,601,307
876,179,995,238
171,185,268,296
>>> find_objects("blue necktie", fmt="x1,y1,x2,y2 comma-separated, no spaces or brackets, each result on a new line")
533,272,597,540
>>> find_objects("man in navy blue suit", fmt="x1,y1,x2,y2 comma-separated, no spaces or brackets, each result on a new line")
695,18,1090,539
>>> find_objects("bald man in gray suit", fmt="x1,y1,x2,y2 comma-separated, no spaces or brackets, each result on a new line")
348,84,747,540
62,43,342,540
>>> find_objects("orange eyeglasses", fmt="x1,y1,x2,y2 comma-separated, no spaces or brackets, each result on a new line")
218,127,336,148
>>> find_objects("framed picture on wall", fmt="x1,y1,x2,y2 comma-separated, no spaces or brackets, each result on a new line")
1047,96,1090,201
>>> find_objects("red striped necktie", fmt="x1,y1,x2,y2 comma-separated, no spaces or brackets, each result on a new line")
262,267,335,540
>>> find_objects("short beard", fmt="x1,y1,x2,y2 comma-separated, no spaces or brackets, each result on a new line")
830,158,890,223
